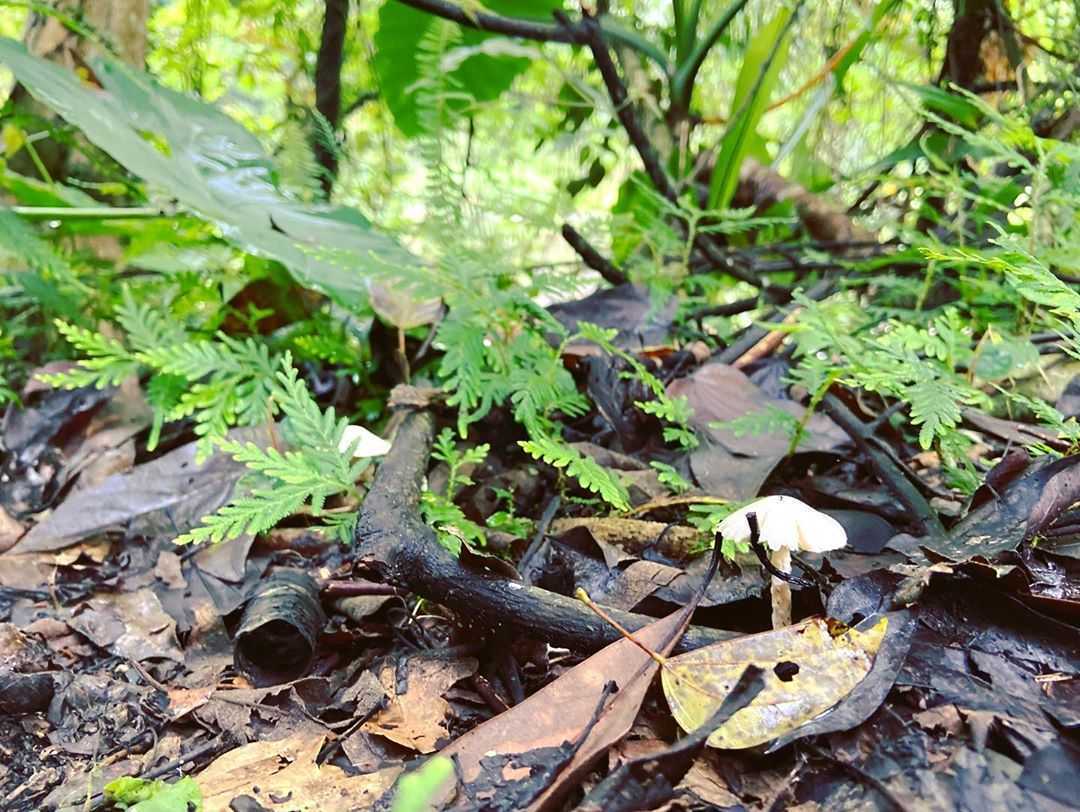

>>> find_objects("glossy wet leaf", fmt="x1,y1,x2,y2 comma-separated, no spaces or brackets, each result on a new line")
662,617,888,749
0,38,418,308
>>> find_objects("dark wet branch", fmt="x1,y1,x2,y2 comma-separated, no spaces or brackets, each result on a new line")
561,224,628,286
561,13,761,288
342,90,379,119
397,0,579,43
354,410,739,654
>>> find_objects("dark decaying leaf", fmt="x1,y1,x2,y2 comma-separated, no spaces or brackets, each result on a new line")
550,526,762,613
67,587,183,663
666,362,847,499
929,453,1080,562
0,383,114,517
10,425,272,553
1018,741,1080,807
550,283,677,349
0,384,111,467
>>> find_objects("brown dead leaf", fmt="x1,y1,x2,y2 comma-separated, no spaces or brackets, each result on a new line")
0,505,25,554
362,653,478,753
667,363,846,499
165,685,214,721
435,605,698,811
195,731,401,812
12,425,272,553
52,538,111,566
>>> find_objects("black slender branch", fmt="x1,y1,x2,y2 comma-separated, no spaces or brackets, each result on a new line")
561,224,628,286
687,295,761,322
313,0,349,194
342,90,379,119
563,13,760,287
397,0,579,43
568,14,677,203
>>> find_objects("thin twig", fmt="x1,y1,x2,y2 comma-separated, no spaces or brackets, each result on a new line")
563,12,760,288
397,0,578,42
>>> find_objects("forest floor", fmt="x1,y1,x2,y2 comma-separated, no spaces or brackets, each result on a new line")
2,281,1080,812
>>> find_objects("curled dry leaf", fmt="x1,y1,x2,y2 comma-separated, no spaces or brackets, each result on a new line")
195,731,401,812
662,616,888,749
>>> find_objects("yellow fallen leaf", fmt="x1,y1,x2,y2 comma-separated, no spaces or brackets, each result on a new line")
662,617,887,749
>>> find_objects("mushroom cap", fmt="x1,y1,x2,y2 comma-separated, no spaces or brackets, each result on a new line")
339,425,392,458
717,495,847,554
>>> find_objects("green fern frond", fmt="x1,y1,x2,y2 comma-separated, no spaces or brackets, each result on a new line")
176,356,368,545
520,434,629,511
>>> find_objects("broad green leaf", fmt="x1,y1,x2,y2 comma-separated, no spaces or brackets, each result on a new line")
662,616,887,748
0,37,419,308
707,7,797,209
0,165,100,207
373,0,560,137
973,335,1039,382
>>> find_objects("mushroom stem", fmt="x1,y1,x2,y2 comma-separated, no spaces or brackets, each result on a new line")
769,546,792,628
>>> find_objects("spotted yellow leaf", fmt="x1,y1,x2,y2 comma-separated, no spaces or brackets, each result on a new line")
662,616,887,749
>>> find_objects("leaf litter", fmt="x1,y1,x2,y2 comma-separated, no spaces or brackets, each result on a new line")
1,80,1079,812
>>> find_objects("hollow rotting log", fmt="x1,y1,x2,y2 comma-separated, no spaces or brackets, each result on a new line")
353,410,739,654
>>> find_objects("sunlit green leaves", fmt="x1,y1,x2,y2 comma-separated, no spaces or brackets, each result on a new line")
707,5,800,209
0,37,418,308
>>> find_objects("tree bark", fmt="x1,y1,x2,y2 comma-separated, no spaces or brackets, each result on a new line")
313,0,349,195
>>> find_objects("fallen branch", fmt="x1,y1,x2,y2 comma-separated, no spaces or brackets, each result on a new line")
353,410,739,654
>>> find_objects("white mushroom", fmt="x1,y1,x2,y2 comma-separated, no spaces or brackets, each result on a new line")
717,495,847,628
338,425,392,458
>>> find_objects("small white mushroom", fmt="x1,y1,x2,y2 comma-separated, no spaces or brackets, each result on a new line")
338,425,392,458
717,495,847,628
